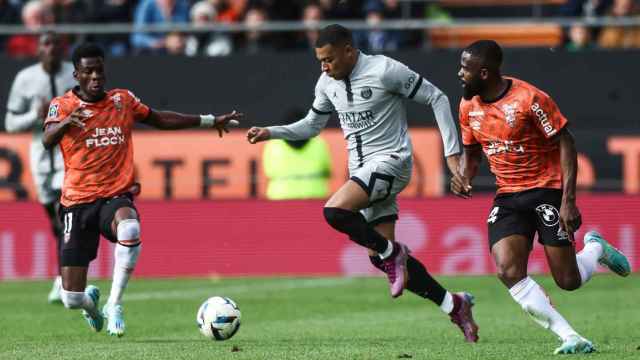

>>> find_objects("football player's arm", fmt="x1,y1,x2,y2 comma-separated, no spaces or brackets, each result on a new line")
461,145,482,181
412,78,462,159
42,108,87,150
248,78,333,144
141,109,242,137
557,127,581,236
532,91,580,236
250,110,330,143
451,105,479,198
381,58,462,159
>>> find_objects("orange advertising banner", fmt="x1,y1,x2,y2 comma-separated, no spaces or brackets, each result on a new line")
0,129,446,201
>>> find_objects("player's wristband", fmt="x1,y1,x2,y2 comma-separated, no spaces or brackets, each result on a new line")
199,114,216,128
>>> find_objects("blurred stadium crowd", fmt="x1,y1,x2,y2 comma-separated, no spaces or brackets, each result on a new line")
0,0,639,58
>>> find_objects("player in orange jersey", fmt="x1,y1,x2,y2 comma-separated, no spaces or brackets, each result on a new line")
451,40,630,355
42,43,242,337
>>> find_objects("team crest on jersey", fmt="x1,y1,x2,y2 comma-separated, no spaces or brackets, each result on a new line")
535,204,560,227
111,94,123,111
360,87,372,100
501,102,518,128
47,104,59,119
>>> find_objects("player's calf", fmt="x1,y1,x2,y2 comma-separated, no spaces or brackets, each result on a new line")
323,207,390,254
551,273,581,291
105,217,142,337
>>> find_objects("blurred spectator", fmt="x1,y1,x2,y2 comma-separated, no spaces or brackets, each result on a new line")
262,109,332,200
319,0,362,19
213,0,245,22
560,0,613,16
566,24,593,51
6,0,54,58
261,0,301,20
185,0,233,56
44,0,87,24
4,32,74,303
295,1,323,50
88,0,135,56
165,31,187,54
131,0,191,54
598,0,640,48
380,0,401,18
355,0,400,53
237,6,276,54
0,0,20,51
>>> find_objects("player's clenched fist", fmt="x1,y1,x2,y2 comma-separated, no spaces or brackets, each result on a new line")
247,127,270,144
62,108,88,129
450,173,472,199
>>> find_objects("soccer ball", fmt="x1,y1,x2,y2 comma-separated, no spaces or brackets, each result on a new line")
196,296,241,341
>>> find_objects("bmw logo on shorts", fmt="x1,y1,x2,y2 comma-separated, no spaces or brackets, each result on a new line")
535,204,560,227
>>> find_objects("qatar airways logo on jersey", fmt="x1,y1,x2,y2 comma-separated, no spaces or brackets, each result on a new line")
85,126,125,148
531,102,557,136
338,110,375,130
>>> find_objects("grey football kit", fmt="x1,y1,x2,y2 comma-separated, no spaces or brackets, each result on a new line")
5,62,75,204
268,52,461,223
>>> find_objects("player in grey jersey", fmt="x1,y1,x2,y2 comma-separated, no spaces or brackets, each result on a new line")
4,32,74,304
248,24,479,342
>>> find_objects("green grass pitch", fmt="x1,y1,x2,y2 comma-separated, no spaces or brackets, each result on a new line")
1,275,638,359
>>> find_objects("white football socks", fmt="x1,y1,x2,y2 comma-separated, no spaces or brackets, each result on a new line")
107,243,141,306
576,241,603,285
60,289,99,316
53,275,62,288
439,291,455,314
509,276,579,341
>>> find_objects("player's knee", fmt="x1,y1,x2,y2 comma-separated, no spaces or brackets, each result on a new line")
554,274,581,291
60,289,84,309
323,207,356,232
496,265,527,288
116,218,140,245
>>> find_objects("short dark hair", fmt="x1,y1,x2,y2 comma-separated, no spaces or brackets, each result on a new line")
72,43,104,69
315,24,353,48
463,40,503,73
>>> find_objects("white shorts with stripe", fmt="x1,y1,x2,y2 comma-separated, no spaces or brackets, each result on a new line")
349,153,412,225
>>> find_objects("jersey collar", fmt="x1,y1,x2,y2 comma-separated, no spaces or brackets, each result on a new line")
71,86,107,105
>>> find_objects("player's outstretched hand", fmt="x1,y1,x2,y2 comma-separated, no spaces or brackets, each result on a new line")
559,201,582,242
450,173,472,199
214,110,243,138
247,127,270,144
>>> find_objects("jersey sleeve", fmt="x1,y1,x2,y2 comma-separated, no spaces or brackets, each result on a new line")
43,97,71,127
529,90,568,139
459,101,478,146
125,90,151,122
379,57,422,99
311,76,334,115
